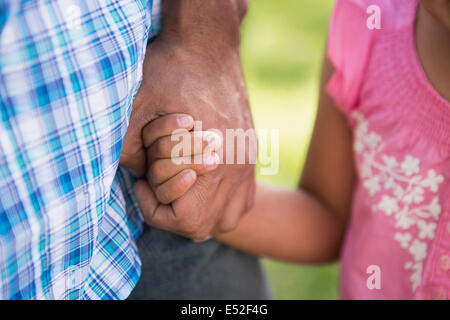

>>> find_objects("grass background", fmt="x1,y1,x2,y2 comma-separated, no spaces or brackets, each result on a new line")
240,0,340,299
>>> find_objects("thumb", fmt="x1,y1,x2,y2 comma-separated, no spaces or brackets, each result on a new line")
134,179,159,219
120,125,147,177
119,148,146,177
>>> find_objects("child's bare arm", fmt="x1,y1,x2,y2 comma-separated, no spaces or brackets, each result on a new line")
215,182,344,263
215,56,356,263
300,55,356,237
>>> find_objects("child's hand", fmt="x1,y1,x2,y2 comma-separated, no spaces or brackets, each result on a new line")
142,113,222,205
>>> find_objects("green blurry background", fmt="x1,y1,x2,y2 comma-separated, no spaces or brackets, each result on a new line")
240,0,339,299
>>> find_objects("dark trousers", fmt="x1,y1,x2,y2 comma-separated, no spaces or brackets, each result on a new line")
128,225,271,299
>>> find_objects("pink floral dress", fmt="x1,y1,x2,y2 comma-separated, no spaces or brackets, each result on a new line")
326,0,450,299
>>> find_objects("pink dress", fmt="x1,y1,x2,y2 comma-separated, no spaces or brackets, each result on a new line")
326,0,450,299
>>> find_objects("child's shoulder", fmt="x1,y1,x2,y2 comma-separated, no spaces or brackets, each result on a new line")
326,0,417,113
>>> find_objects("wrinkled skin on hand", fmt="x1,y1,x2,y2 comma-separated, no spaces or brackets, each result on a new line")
119,1,256,241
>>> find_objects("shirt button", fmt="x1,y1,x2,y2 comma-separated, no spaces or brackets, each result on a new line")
431,288,447,300
440,255,450,271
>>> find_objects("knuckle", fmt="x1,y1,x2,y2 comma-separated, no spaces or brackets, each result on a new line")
235,0,249,19
218,218,240,233
185,223,202,237
180,217,204,237
241,0,249,15
119,155,132,168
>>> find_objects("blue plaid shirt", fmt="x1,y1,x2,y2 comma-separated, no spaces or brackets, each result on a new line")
0,0,161,299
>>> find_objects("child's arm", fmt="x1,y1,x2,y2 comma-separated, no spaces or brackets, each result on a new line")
215,182,345,263
216,56,356,263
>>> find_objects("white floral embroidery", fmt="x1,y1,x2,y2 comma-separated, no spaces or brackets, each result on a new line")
394,233,411,248
401,156,420,177
378,195,398,216
422,170,444,193
352,112,444,292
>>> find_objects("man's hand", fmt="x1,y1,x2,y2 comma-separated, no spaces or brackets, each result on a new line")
119,0,256,241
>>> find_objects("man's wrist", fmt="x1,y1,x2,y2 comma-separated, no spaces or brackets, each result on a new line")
160,0,247,51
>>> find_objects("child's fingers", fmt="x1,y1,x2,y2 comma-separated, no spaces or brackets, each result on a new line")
142,113,194,148
147,153,220,186
148,130,222,160
154,169,197,205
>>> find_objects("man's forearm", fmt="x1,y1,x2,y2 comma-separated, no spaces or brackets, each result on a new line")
123,0,255,239
161,0,248,51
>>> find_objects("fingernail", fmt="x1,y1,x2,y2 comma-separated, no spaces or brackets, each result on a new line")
181,170,195,185
193,236,212,243
177,115,194,128
204,132,222,150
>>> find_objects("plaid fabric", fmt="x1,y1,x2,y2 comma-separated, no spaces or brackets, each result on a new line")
0,0,162,299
